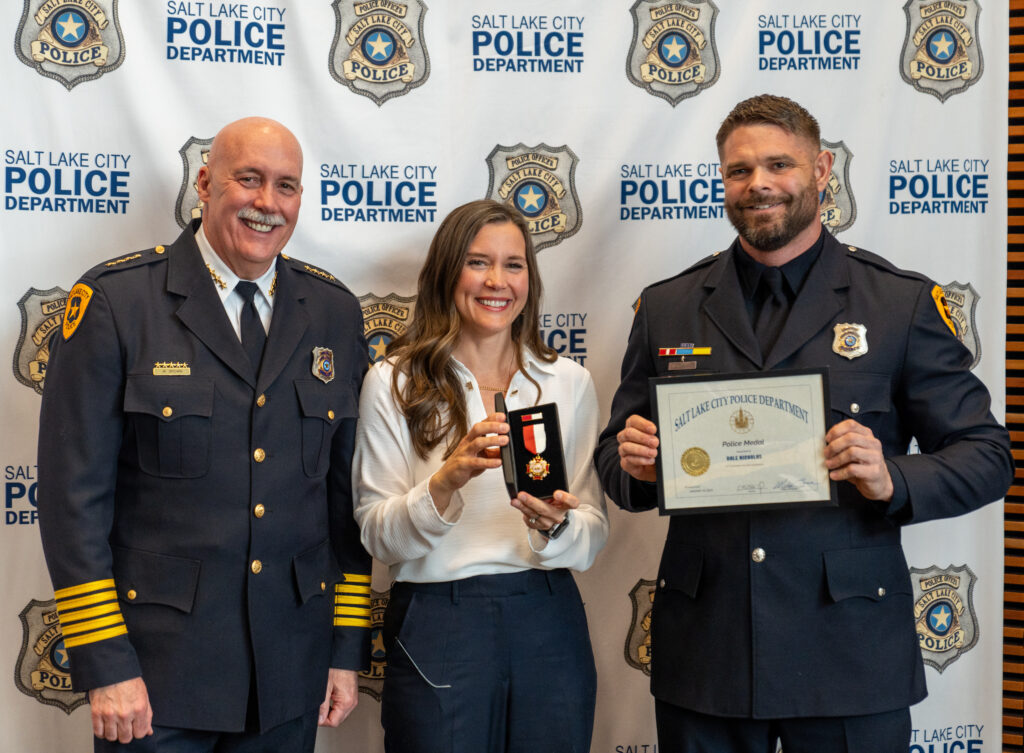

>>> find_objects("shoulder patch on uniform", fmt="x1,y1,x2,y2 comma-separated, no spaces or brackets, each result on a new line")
931,285,957,336
90,246,169,277
62,283,93,340
632,295,641,314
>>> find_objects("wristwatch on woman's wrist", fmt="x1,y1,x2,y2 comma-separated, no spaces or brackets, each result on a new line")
540,510,571,539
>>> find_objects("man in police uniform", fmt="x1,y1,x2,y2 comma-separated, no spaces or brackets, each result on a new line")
596,95,1012,753
37,117,371,752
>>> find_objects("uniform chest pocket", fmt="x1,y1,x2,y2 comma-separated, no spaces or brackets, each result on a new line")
124,376,214,479
295,379,357,478
829,372,891,426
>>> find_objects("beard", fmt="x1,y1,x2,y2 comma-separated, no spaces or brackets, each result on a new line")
725,183,821,252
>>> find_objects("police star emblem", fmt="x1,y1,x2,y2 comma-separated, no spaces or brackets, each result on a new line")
14,286,69,395
909,564,979,672
175,136,214,229
16,0,125,90
358,292,417,364
312,347,335,384
626,0,721,106
485,144,582,252
357,588,390,701
15,598,87,713
819,139,857,235
900,0,983,102
328,0,431,105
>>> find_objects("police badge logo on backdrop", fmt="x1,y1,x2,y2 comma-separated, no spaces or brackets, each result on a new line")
14,286,69,395
624,578,656,676
626,0,720,106
909,564,979,672
941,280,981,369
16,0,125,90
820,139,857,235
357,588,389,700
329,0,430,105
359,292,416,364
900,0,982,102
175,136,214,228
485,144,581,252
15,598,87,712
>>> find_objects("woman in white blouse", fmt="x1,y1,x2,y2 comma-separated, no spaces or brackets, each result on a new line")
353,199,608,753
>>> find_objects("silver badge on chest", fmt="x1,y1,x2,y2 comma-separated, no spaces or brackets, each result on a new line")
833,323,867,360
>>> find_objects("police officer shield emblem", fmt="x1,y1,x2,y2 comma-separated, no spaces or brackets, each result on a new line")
909,564,979,672
14,286,69,395
175,136,214,229
15,598,87,712
16,0,125,90
312,347,335,384
820,139,857,235
901,0,983,102
626,0,720,106
485,144,582,252
359,292,417,364
357,588,389,701
329,0,430,106
941,281,981,369
832,323,867,360
625,579,657,675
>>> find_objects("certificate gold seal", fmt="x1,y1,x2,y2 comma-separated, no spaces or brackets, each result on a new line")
680,447,710,476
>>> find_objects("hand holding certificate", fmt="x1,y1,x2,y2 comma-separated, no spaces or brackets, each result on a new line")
649,369,835,514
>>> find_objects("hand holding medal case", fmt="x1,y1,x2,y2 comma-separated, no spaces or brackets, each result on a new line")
494,394,568,500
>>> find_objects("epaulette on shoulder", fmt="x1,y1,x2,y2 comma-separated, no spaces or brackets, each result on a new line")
647,249,723,292
87,244,170,278
842,243,929,283
280,254,354,295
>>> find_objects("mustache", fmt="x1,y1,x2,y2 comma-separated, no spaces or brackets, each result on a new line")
238,207,286,226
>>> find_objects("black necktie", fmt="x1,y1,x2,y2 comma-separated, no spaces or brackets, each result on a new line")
754,267,788,359
236,281,266,371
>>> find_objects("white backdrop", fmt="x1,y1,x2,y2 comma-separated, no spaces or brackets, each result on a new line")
1,2,1007,752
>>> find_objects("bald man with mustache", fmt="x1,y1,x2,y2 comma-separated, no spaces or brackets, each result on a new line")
37,117,371,753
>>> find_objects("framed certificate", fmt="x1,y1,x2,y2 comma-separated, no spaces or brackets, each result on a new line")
649,368,835,515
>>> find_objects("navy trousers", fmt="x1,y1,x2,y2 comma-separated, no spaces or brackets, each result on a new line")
655,699,912,753
381,569,597,753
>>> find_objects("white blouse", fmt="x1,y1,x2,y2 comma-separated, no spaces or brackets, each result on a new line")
352,351,609,583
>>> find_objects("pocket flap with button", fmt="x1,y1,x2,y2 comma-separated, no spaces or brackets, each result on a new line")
656,543,704,598
829,372,891,419
824,545,912,603
124,376,214,421
111,546,202,613
294,379,358,422
293,539,340,604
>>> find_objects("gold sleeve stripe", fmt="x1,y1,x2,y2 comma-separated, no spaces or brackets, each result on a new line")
57,602,122,624
334,617,371,627
60,614,125,636
336,584,371,595
341,573,371,584
56,589,120,613
334,606,371,617
334,595,371,606
54,579,117,600
62,624,129,649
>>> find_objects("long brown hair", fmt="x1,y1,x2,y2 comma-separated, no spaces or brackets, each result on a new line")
388,199,556,459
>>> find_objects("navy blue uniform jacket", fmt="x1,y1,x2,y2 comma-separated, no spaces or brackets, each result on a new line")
595,231,1012,718
37,222,371,732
